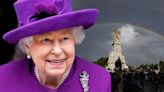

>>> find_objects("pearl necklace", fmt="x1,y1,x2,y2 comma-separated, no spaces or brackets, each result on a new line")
34,65,69,89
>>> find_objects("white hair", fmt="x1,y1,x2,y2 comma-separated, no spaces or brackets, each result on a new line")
18,36,33,54
72,26,85,44
18,26,85,54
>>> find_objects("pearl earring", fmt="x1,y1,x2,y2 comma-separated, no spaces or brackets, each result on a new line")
27,54,31,59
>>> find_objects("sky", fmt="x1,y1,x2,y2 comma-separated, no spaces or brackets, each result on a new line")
73,0,164,66
72,0,164,36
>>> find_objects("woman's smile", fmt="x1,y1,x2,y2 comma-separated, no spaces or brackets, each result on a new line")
46,58,67,68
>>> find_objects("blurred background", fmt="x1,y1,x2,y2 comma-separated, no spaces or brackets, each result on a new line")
0,0,16,64
73,0,164,66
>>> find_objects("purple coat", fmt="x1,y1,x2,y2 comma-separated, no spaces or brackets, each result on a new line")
0,56,111,92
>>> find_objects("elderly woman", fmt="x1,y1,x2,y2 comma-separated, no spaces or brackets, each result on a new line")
0,0,111,92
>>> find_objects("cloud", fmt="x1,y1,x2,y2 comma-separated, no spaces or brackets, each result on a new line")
119,24,139,46
108,24,164,66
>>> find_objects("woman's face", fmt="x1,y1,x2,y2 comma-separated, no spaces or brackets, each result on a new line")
26,28,75,77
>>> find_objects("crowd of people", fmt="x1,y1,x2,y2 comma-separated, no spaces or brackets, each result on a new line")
111,69,164,92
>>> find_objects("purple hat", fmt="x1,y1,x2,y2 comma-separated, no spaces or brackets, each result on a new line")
3,0,99,44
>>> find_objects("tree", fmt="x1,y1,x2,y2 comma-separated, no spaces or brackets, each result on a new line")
159,60,164,73
149,64,158,70
138,64,147,70
94,57,108,68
